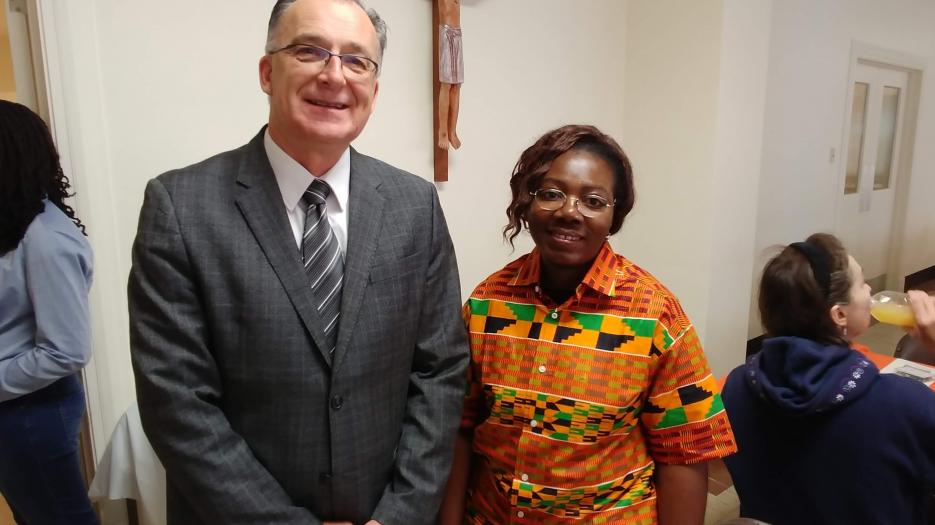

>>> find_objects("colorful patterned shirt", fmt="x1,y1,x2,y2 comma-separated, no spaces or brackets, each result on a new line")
460,242,737,524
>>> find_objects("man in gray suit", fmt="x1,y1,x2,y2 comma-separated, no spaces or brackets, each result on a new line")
128,1,468,523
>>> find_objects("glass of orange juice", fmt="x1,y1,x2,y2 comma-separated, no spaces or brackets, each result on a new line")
870,291,916,327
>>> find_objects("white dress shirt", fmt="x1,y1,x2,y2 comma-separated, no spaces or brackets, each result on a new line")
264,130,349,254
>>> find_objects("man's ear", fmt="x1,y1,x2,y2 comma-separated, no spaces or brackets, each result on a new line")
829,303,848,329
259,55,273,95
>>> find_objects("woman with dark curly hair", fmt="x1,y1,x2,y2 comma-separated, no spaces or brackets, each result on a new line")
0,100,98,524
722,233,935,524
440,125,736,524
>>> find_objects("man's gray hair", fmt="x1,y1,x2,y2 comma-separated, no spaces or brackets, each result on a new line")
265,0,388,62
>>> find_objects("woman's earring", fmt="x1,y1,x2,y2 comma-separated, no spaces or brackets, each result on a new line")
843,326,848,337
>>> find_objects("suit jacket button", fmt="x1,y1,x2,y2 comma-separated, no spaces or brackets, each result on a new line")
330,395,344,410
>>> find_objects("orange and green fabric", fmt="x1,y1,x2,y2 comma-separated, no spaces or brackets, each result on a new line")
460,242,737,524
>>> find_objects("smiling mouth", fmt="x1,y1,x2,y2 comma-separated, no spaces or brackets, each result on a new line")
307,99,348,110
551,231,583,242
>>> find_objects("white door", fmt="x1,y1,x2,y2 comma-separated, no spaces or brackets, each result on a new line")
839,62,909,291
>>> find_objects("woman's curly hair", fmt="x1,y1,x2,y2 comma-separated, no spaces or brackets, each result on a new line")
503,124,635,246
0,100,86,255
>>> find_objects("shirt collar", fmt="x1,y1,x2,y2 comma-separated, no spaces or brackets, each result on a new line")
264,129,350,213
509,240,619,298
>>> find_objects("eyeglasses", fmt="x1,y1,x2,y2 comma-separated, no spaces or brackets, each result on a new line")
529,188,615,218
268,43,380,78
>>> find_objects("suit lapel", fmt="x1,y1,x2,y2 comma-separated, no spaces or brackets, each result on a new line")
234,130,333,366
333,149,385,372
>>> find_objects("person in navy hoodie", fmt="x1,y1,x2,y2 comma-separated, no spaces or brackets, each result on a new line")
722,232,935,524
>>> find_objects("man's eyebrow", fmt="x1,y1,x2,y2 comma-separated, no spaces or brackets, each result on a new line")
288,33,325,46
289,33,373,57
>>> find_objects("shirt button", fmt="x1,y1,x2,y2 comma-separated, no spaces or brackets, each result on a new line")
530,420,538,428
550,311,559,319
537,364,546,373
521,473,529,481
517,511,525,518
330,395,344,410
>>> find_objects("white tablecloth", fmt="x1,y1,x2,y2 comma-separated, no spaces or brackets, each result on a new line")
89,404,166,525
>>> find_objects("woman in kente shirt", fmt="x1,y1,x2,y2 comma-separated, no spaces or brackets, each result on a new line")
440,125,737,524
722,233,935,524
0,101,98,524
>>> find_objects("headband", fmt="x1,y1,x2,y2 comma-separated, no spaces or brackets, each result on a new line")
789,241,832,296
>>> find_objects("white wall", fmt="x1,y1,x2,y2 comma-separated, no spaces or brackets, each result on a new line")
620,0,724,338
621,0,772,375
40,0,629,456
750,0,935,337
46,0,934,456
703,0,772,374
359,0,630,293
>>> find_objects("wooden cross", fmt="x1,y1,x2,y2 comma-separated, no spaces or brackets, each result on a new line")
433,0,462,182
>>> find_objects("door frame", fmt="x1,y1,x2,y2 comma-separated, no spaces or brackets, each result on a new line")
30,0,150,478
835,41,925,291
7,0,102,484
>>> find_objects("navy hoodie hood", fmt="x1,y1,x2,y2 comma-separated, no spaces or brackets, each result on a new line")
744,336,878,415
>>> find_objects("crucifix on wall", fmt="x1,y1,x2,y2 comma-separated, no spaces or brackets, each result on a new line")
433,0,462,182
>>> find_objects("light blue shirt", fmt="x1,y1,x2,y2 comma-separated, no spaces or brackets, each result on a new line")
0,201,93,402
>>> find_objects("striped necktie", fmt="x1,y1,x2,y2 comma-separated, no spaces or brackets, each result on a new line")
302,179,343,354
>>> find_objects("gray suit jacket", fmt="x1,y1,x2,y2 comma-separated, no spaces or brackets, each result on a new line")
129,129,469,525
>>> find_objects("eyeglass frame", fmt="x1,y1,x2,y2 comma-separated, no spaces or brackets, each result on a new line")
529,188,616,218
267,42,380,77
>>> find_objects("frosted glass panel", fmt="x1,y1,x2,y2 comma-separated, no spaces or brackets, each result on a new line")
845,82,868,195
874,86,900,190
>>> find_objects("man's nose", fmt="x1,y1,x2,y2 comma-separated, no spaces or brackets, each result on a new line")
318,56,347,85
